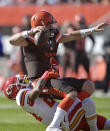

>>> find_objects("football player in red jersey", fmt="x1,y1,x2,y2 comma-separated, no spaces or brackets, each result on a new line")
9,10,109,130
3,74,110,131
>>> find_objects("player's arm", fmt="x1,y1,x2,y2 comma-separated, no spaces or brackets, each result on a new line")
29,71,59,102
28,78,47,101
9,26,46,46
9,32,29,46
60,22,108,43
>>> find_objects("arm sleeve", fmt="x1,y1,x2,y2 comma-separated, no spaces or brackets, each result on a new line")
16,88,31,107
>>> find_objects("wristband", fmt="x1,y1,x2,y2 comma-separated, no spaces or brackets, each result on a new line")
22,31,29,38
80,27,96,37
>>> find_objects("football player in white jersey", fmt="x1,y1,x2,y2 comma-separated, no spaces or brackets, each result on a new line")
3,74,110,131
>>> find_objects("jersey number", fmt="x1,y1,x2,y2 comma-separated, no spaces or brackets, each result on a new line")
43,98,55,107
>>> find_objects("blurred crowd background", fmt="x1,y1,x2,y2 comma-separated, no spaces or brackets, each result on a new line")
0,0,110,6
0,1,110,94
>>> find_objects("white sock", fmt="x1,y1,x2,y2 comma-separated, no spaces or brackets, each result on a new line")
87,119,98,131
49,107,67,128
82,98,98,131
104,120,110,130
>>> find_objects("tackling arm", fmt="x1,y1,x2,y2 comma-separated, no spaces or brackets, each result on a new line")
29,71,59,102
29,77,48,102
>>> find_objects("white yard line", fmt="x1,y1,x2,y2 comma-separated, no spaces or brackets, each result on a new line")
0,119,36,123
0,105,18,109
92,90,110,98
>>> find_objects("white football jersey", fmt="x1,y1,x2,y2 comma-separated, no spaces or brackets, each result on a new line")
16,88,85,130
16,88,59,125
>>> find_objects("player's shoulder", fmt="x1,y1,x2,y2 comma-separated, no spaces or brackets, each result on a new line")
16,88,30,107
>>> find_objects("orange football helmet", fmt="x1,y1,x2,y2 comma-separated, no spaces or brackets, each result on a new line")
31,11,57,28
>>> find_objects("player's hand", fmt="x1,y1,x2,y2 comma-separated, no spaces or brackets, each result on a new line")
48,71,59,79
41,70,59,80
94,22,109,32
32,71,59,91
28,26,47,35
33,26,47,33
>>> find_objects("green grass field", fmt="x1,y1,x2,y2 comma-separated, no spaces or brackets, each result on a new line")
0,94,110,131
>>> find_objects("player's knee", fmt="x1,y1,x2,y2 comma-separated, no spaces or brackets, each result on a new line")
67,91,77,100
82,80,95,95
82,98,96,117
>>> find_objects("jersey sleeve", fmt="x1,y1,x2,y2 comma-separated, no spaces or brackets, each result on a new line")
16,88,31,107
55,29,63,43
